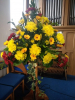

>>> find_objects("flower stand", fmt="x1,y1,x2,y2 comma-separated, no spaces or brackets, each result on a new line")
23,86,49,100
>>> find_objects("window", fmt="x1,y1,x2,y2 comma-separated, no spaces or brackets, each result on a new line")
10,0,26,28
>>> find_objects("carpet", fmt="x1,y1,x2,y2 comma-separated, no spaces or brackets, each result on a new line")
14,75,75,100
38,75,75,100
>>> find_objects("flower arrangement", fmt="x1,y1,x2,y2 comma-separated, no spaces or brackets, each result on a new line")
1,0,69,94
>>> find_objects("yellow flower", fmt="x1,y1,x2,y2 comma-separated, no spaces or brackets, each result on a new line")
1,52,3,58
19,36,22,39
16,42,18,45
43,53,52,64
16,30,21,35
24,35,30,39
40,17,49,23
45,51,48,54
15,51,24,61
34,34,41,41
20,31,25,36
30,44,41,56
36,16,41,20
57,44,63,48
45,40,49,45
52,54,58,59
25,22,37,32
65,54,69,59
25,14,30,17
54,29,58,32
26,43,28,47
8,39,16,52
31,39,35,43
42,25,54,36
19,19,24,24
34,18,37,25
4,41,8,45
24,53,27,59
21,48,27,53
16,25,22,30
49,37,54,45
30,54,36,61
56,33,65,44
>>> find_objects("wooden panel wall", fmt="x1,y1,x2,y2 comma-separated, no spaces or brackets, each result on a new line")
40,0,75,75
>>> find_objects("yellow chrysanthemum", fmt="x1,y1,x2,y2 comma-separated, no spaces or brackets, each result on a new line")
34,34,41,41
65,54,69,59
43,53,52,64
15,51,24,61
45,40,49,45
21,48,27,53
57,44,63,47
1,52,3,58
16,30,21,35
4,41,8,45
30,54,36,61
8,39,16,53
40,17,49,23
31,39,35,43
56,33,65,44
25,22,37,32
49,37,54,45
20,31,25,36
30,44,41,56
19,19,24,24
36,16,41,20
24,35,30,39
42,25,54,36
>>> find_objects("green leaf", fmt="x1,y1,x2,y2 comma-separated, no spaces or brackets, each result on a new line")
13,61,22,66
17,46,23,49
4,47,8,51
38,80,41,84
8,21,16,27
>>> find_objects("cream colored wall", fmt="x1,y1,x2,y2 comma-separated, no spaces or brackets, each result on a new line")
0,0,11,51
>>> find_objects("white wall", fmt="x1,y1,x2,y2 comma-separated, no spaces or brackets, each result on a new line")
0,0,11,51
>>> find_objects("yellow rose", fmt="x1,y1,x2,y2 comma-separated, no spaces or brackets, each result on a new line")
30,54,36,61
24,35,30,39
34,34,41,41
21,48,27,53
36,16,41,20
16,30,21,35
49,37,54,45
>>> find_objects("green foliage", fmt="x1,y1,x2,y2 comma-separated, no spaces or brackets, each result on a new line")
0,62,7,70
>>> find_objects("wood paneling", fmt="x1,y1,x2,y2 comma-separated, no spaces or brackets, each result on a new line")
41,0,75,75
